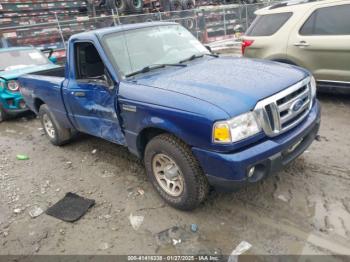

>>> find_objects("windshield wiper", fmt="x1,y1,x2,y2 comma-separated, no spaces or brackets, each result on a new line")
126,63,186,78
179,53,219,64
205,53,219,58
179,54,204,64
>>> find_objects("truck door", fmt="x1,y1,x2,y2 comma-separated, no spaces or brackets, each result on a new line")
63,41,125,145
287,3,350,83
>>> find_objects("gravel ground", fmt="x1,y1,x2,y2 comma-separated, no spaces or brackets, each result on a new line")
0,93,350,256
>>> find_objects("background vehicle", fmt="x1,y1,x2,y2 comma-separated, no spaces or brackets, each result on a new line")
0,47,60,122
242,0,350,93
19,22,320,210
0,0,262,61
87,0,260,14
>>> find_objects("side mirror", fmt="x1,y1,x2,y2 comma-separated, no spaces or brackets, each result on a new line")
49,56,58,64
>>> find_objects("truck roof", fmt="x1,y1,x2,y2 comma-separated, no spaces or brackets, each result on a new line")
70,21,177,41
256,0,348,14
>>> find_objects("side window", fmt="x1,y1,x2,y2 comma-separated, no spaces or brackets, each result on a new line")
300,4,350,35
74,42,106,80
246,12,292,36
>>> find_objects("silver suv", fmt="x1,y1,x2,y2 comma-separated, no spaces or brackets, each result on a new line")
242,0,350,93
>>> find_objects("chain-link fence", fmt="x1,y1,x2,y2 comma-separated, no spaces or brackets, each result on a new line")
0,2,269,61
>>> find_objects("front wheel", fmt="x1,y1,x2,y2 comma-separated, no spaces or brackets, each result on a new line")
144,134,209,210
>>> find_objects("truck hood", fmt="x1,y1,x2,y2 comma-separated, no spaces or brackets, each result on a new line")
134,57,309,117
0,63,59,80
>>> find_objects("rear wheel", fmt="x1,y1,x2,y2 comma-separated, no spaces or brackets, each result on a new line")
39,104,75,146
144,134,209,210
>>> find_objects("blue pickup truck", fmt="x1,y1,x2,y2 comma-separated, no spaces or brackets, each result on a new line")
19,22,321,210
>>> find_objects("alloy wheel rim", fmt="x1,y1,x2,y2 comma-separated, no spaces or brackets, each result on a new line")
152,153,184,197
43,114,55,139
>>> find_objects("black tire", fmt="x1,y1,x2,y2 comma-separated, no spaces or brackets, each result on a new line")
181,0,195,10
0,104,8,123
144,134,209,210
169,0,183,11
106,0,127,14
39,104,75,146
126,0,143,13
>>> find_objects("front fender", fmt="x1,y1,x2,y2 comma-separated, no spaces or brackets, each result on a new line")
118,81,231,156
121,101,214,157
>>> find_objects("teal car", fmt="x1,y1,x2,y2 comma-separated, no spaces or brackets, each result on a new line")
0,47,60,122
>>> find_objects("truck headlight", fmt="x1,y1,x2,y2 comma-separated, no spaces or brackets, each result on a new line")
213,112,261,143
310,76,316,99
7,80,20,92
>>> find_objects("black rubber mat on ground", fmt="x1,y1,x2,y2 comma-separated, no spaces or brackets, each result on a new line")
46,192,95,222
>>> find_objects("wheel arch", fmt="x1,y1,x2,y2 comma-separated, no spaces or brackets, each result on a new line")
136,126,189,159
271,58,298,66
33,97,45,113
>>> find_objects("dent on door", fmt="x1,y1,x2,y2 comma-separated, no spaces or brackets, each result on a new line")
90,89,125,144
68,83,126,145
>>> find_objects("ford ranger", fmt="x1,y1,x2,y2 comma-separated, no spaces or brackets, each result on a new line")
19,22,321,210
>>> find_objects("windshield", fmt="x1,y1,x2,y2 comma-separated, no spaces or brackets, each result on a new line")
102,24,210,77
0,49,50,71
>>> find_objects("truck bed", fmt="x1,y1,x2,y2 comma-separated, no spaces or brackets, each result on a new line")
19,66,72,128
29,66,65,78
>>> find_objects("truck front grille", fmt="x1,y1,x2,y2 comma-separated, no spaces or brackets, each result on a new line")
254,77,312,137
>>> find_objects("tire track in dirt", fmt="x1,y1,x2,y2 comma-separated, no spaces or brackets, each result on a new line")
221,201,350,255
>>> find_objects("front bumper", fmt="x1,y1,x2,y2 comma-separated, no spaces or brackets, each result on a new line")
192,100,321,191
0,91,28,115
3,107,29,116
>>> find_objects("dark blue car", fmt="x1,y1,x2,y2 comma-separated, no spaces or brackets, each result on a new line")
19,22,321,210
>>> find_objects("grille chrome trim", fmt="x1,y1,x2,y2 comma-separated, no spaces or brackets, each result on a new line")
278,87,309,112
254,77,312,137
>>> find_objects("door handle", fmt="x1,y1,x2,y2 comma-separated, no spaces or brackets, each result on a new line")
71,91,86,97
293,41,310,47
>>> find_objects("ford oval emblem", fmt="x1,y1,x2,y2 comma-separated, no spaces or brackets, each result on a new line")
291,99,304,112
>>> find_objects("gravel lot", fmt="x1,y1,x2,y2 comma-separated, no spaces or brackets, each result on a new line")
0,93,350,256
